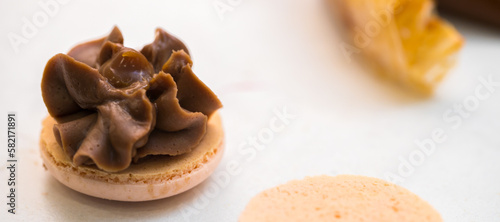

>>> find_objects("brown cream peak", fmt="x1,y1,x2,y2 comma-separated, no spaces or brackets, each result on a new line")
41,27,222,172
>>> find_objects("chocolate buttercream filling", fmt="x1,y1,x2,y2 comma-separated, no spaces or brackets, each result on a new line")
41,27,222,172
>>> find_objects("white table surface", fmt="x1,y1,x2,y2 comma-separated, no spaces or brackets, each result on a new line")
1,0,499,221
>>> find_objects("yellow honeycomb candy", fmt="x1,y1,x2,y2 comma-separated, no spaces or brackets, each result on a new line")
333,0,464,95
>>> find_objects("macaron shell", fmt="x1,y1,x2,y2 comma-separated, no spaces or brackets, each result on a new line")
40,112,224,202
240,175,442,222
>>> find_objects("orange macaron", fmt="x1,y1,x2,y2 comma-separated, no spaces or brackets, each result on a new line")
240,175,442,222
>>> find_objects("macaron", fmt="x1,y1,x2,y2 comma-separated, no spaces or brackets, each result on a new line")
240,175,442,222
39,112,224,201
40,27,224,202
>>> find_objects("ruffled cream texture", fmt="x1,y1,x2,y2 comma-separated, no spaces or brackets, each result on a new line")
41,27,222,172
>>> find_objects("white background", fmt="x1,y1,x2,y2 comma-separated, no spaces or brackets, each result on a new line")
0,0,499,221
